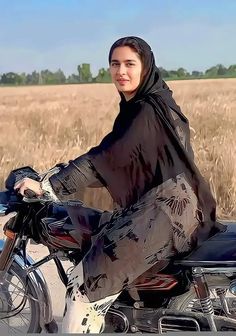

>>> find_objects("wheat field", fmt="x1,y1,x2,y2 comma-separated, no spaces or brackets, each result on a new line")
0,79,235,218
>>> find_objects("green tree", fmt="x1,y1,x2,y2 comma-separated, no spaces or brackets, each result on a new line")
169,70,178,78
77,63,92,82
217,64,227,76
19,72,27,85
95,68,111,82
41,69,55,84
67,73,80,84
227,64,236,76
159,67,169,78
205,64,227,77
1,72,22,85
205,65,218,77
53,69,66,84
26,71,40,85
191,70,203,77
177,67,189,78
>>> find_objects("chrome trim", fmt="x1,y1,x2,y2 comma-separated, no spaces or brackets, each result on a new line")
201,267,236,274
0,239,53,330
158,316,200,333
204,273,231,288
104,307,129,333
177,260,236,266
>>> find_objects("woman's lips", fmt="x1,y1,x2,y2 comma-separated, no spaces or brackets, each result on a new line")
117,79,129,85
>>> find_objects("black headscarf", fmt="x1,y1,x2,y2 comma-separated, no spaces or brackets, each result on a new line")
110,36,187,121
86,36,199,208
50,36,216,235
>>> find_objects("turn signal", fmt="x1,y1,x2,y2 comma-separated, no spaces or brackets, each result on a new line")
4,230,16,240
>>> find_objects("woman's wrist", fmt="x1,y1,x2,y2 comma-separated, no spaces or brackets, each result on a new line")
40,178,60,202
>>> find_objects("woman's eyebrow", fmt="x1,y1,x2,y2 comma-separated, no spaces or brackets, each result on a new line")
111,59,137,62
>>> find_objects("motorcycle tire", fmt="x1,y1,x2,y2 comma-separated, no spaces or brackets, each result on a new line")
0,258,42,334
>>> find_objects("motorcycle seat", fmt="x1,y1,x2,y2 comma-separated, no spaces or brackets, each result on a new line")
175,221,236,267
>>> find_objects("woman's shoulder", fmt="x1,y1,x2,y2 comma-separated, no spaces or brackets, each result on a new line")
133,99,157,122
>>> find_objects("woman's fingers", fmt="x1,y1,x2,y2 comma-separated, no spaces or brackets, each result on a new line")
14,178,28,191
14,179,28,195
14,179,25,192
13,178,42,196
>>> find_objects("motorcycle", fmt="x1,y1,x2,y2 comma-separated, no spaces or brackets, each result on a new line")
1,166,236,334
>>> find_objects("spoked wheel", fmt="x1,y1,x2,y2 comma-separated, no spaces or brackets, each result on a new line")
168,286,236,316
0,260,41,334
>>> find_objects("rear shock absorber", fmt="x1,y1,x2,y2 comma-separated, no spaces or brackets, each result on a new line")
192,267,217,331
215,288,231,316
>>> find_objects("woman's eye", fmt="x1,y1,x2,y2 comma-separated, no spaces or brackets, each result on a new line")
127,63,135,67
111,62,119,67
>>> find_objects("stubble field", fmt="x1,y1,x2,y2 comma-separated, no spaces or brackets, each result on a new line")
0,79,235,218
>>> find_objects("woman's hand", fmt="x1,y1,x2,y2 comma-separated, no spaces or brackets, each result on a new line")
14,178,43,197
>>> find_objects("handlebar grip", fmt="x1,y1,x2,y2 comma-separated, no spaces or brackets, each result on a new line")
24,189,37,198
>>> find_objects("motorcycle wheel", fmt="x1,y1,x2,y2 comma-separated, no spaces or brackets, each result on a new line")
168,286,236,315
0,259,41,334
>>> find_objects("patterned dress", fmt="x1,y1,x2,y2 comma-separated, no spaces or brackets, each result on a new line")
47,102,218,303
46,62,218,332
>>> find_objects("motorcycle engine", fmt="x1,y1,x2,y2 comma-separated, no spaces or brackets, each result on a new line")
103,307,130,333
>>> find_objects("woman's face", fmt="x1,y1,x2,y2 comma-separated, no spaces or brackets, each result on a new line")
109,46,143,101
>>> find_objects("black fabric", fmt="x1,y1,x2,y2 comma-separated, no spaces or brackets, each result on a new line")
49,155,100,198
47,37,223,302
49,36,217,241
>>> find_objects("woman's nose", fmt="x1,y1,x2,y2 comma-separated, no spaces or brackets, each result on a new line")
117,64,126,75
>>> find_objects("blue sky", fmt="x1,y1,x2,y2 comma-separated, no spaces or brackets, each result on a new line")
0,0,235,76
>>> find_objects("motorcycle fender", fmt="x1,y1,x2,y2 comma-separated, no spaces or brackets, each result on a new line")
0,239,53,327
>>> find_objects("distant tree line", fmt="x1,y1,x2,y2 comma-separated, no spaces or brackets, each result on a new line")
1,63,236,86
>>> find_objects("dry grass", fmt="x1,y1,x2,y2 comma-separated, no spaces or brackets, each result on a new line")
0,79,235,218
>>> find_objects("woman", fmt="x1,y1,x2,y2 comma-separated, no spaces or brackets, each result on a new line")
15,36,218,333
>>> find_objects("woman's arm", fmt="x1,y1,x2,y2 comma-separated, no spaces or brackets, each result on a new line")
14,155,103,201
48,155,103,201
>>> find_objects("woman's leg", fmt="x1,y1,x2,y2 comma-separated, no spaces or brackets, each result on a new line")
62,263,120,333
